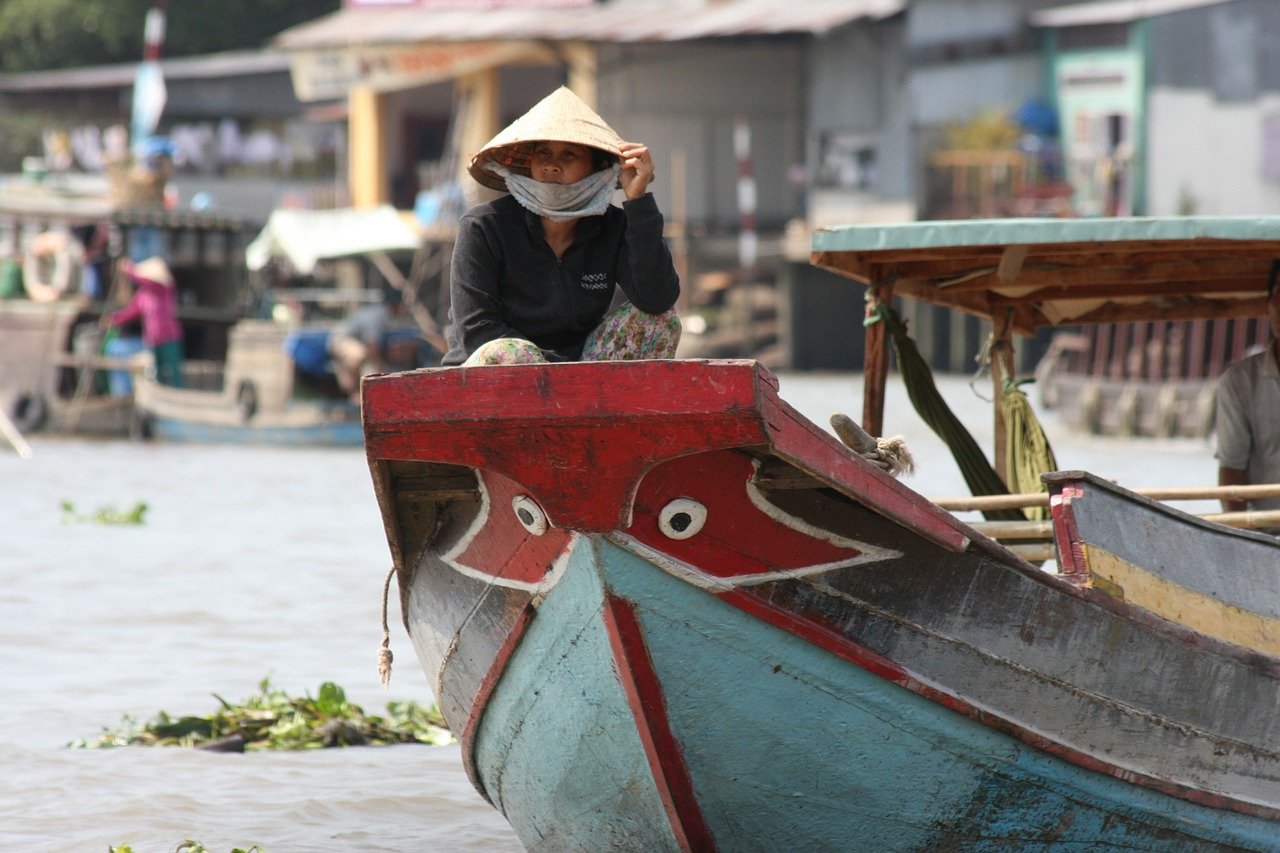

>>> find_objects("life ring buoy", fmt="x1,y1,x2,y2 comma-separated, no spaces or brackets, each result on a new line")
23,230,84,303
10,393,48,433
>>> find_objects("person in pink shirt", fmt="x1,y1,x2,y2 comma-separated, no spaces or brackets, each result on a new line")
101,257,184,387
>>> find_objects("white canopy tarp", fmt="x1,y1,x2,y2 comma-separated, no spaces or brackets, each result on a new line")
245,205,422,274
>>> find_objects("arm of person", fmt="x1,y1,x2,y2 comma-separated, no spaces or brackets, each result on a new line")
447,214,519,356
1218,465,1250,513
615,142,680,314
102,295,142,329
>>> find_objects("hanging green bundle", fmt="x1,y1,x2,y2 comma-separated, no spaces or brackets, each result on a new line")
875,304,1025,522
1001,379,1058,521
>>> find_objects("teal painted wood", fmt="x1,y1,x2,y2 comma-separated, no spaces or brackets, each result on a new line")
465,531,1280,850
472,534,680,851
592,535,1280,850
811,215,1280,253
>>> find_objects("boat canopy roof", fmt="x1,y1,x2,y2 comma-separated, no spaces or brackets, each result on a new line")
246,205,422,275
811,216,1280,337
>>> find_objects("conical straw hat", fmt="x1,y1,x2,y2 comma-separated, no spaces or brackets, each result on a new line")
125,256,175,288
468,87,624,191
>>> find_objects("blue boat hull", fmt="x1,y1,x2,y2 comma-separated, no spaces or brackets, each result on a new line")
463,533,1280,851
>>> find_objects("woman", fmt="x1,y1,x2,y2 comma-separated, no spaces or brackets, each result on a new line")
101,256,184,387
442,87,681,366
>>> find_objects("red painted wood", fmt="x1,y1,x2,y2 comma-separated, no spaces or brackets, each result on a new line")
603,594,718,852
1048,483,1088,586
460,603,537,803
718,586,1280,822
758,393,974,554
449,469,571,587
363,361,776,532
1187,319,1207,379
862,284,893,436
1131,322,1149,381
363,360,971,553
629,450,864,578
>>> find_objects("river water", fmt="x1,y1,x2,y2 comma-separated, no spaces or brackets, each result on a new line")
0,372,1222,852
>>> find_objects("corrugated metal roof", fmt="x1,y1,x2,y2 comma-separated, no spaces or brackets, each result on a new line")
273,0,905,49
0,50,291,93
1030,0,1234,28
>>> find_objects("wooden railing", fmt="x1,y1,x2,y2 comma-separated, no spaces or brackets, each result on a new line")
935,484,1280,562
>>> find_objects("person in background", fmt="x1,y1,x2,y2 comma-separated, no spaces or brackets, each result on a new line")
442,86,680,366
326,291,427,400
100,257,184,388
1215,269,1280,517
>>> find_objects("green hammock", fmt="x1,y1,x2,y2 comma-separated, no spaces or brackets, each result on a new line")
876,305,1026,522
1001,379,1058,522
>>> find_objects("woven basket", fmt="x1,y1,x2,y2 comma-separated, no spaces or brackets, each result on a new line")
107,163,168,209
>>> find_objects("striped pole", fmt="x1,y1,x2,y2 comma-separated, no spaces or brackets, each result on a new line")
143,3,167,61
131,1,169,154
734,114,756,355
734,114,757,272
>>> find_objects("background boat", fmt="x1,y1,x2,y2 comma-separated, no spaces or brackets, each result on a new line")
0,190,257,439
132,205,448,446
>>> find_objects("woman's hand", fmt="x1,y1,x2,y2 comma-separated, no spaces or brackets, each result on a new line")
618,141,655,200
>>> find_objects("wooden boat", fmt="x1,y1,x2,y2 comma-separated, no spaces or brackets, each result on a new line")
361,216,1280,848
133,319,362,446
0,206,255,439
133,206,448,447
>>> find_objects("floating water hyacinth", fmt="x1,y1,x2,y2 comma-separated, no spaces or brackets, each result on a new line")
110,843,263,853
60,499,148,525
71,678,453,751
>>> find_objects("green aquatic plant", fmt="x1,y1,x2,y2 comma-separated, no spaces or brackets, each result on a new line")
61,499,148,525
109,844,263,853
72,678,453,751
174,842,263,853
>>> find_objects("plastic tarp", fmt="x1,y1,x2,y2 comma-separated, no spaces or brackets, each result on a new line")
245,205,422,274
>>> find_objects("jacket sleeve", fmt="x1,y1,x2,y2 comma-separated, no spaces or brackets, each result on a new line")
616,194,680,314
447,214,517,356
106,293,143,328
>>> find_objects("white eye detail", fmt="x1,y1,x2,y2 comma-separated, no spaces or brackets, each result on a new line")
658,499,706,540
512,495,548,535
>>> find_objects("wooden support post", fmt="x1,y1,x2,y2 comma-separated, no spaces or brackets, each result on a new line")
454,68,501,194
349,86,388,208
562,42,598,108
990,308,1014,482
861,279,893,437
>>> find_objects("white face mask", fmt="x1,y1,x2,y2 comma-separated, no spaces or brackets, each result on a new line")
485,162,620,222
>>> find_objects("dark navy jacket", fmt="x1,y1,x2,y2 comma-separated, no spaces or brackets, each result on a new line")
442,193,680,364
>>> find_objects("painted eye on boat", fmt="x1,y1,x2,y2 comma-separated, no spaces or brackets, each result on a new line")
658,499,707,540
512,495,548,535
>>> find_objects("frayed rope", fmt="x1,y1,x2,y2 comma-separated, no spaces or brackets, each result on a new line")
378,565,396,690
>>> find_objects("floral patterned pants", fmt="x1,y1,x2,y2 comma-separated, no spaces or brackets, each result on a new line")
462,304,681,366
